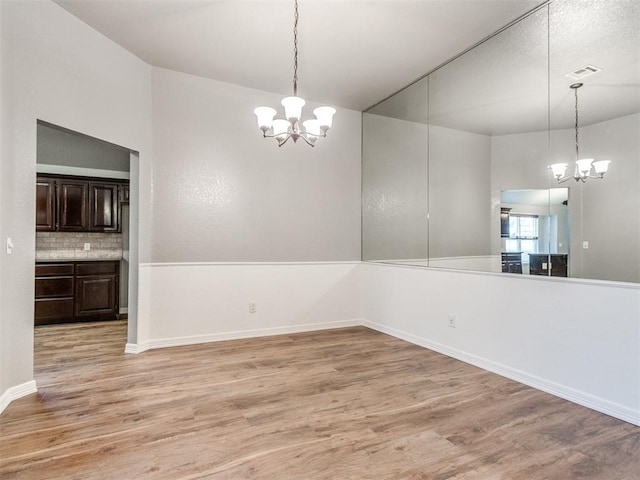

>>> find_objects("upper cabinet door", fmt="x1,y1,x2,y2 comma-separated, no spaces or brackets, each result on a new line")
36,177,56,231
90,183,119,232
119,184,130,204
58,180,89,231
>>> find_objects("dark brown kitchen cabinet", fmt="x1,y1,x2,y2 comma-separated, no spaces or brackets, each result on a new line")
75,261,119,320
500,208,511,238
36,177,56,231
35,260,119,325
528,254,568,277
34,263,75,325
90,183,119,232
57,179,89,231
36,174,128,233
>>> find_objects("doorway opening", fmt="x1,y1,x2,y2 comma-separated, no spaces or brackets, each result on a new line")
34,120,139,361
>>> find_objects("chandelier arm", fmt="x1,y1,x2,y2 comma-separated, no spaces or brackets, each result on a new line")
260,131,293,146
277,135,292,147
297,133,316,147
554,176,572,184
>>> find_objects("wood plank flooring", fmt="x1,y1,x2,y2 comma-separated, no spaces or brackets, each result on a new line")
1,321,639,479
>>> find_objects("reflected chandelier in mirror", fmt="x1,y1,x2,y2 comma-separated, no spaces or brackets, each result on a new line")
549,83,611,183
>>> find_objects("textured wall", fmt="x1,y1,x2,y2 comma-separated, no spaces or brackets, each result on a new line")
150,68,362,263
37,123,130,173
0,0,152,398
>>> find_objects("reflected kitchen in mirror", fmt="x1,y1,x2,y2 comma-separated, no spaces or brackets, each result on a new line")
500,188,569,276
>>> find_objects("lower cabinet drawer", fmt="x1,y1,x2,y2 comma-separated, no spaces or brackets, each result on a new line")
76,262,118,276
35,263,74,277
35,277,74,298
35,298,74,325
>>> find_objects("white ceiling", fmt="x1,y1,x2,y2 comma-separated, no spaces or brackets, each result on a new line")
52,0,544,112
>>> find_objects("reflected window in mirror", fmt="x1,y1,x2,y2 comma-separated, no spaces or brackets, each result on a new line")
500,188,569,276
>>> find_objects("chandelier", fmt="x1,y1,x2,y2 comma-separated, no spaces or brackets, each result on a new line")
253,0,335,147
549,83,611,183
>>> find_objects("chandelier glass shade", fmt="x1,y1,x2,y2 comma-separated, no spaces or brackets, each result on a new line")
549,83,611,183
253,0,335,147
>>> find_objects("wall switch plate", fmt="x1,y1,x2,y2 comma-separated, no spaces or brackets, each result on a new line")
448,314,456,328
582,241,589,249
6,237,13,254
249,301,256,313
84,243,91,251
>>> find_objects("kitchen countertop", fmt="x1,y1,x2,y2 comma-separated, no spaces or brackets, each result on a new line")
36,258,123,263
36,250,123,262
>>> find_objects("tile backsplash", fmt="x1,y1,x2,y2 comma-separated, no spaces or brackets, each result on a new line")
36,232,123,260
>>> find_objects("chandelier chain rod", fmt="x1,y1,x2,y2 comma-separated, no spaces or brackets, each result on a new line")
574,85,579,161
293,0,299,97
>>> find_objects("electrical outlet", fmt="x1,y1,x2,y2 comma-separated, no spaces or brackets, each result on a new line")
582,241,589,249
84,242,91,251
448,314,456,328
249,301,257,313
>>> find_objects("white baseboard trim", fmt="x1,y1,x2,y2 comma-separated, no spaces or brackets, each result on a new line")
362,320,640,427
0,380,38,416
135,319,363,353
119,307,129,315
124,342,147,354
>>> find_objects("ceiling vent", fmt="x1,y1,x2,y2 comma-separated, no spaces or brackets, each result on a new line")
565,65,603,80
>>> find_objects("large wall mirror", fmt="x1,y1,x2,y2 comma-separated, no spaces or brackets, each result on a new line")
362,0,640,284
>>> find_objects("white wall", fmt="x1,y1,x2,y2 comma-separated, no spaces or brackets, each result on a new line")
0,0,152,403
134,67,362,349
0,0,5,407
150,68,361,263
37,122,131,173
135,262,362,350
362,262,640,425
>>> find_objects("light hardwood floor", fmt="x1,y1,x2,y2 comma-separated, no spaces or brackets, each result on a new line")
1,321,639,479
